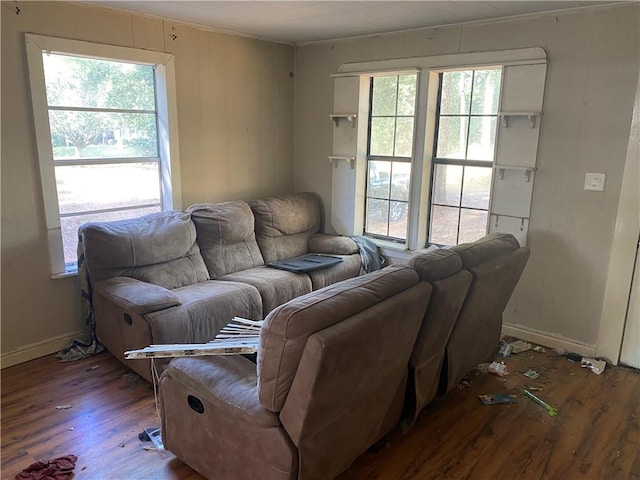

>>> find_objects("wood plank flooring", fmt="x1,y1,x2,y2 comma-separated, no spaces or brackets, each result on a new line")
1,343,638,479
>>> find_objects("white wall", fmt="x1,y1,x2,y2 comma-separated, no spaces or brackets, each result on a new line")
293,4,640,350
1,2,294,364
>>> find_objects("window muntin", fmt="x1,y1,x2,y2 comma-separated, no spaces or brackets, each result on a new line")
365,74,417,242
429,68,501,245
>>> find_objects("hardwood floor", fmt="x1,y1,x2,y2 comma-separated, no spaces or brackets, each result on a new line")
1,344,638,479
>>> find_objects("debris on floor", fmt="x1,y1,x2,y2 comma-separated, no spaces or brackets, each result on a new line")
475,363,490,374
509,340,533,354
55,404,72,410
581,357,606,375
478,394,517,405
86,365,99,372
523,369,540,380
523,389,558,416
457,376,472,389
532,346,547,353
138,428,164,450
565,352,582,362
121,373,141,382
488,361,508,377
497,340,512,358
15,454,78,480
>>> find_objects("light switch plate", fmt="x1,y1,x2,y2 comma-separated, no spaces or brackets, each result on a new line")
584,173,606,191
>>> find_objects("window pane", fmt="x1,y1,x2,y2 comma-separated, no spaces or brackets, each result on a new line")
436,116,468,159
467,116,497,161
388,201,408,240
370,117,395,156
440,71,472,115
429,205,459,245
458,209,488,244
394,117,414,157
49,111,158,159
365,198,389,236
61,207,161,266
397,75,417,115
368,161,391,199
461,166,492,209
432,164,462,206
372,76,397,116
43,53,155,110
55,162,161,214
390,162,411,201
471,69,501,115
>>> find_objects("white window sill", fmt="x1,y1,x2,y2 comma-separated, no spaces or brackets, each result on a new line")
51,267,78,279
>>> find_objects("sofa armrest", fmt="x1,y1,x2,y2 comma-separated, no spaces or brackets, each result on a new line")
94,277,181,315
308,233,358,255
164,356,279,427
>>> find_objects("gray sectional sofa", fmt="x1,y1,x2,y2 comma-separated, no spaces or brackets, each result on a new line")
159,232,530,480
80,192,362,381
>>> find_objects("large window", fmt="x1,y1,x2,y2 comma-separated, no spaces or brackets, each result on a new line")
365,74,417,241
429,69,502,245
330,49,546,253
26,35,180,276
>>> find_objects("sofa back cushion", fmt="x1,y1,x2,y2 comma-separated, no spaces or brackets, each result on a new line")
450,232,521,268
408,248,462,282
278,279,430,479
445,233,530,392
249,192,321,263
188,201,264,278
257,265,420,412
81,211,209,290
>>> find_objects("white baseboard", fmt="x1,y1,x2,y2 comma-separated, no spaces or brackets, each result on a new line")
1,331,85,369
502,322,597,358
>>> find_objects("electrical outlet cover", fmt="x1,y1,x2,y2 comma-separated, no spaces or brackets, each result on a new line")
584,173,606,191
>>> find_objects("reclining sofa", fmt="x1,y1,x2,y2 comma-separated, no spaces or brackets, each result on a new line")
158,232,530,479
80,192,362,381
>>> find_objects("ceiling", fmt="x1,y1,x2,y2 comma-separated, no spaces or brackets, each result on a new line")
90,1,616,45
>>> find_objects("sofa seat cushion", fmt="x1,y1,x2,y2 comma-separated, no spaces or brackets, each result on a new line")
81,211,209,289
249,192,321,263
146,281,263,345
189,202,265,278
219,267,312,316
257,265,420,412
306,254,362,290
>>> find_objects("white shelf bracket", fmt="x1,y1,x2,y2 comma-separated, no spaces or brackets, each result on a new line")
524,168,533,182
499,112,541,129
328,155,355,169
330,114,357,127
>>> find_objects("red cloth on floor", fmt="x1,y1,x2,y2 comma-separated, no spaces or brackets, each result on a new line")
15,455,77,480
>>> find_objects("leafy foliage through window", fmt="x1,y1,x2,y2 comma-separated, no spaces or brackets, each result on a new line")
365,74,417,241
429,68,502,245
42,54,163,267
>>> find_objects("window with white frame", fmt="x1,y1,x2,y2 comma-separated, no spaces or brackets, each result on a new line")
365,74,417,242
429,68,501,245
26,35,180,276
329,49,546,252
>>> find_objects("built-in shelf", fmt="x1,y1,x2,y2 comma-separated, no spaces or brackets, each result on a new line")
498,112,541,128
330,114,357,127
493,165,536,182
328,155,356,169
